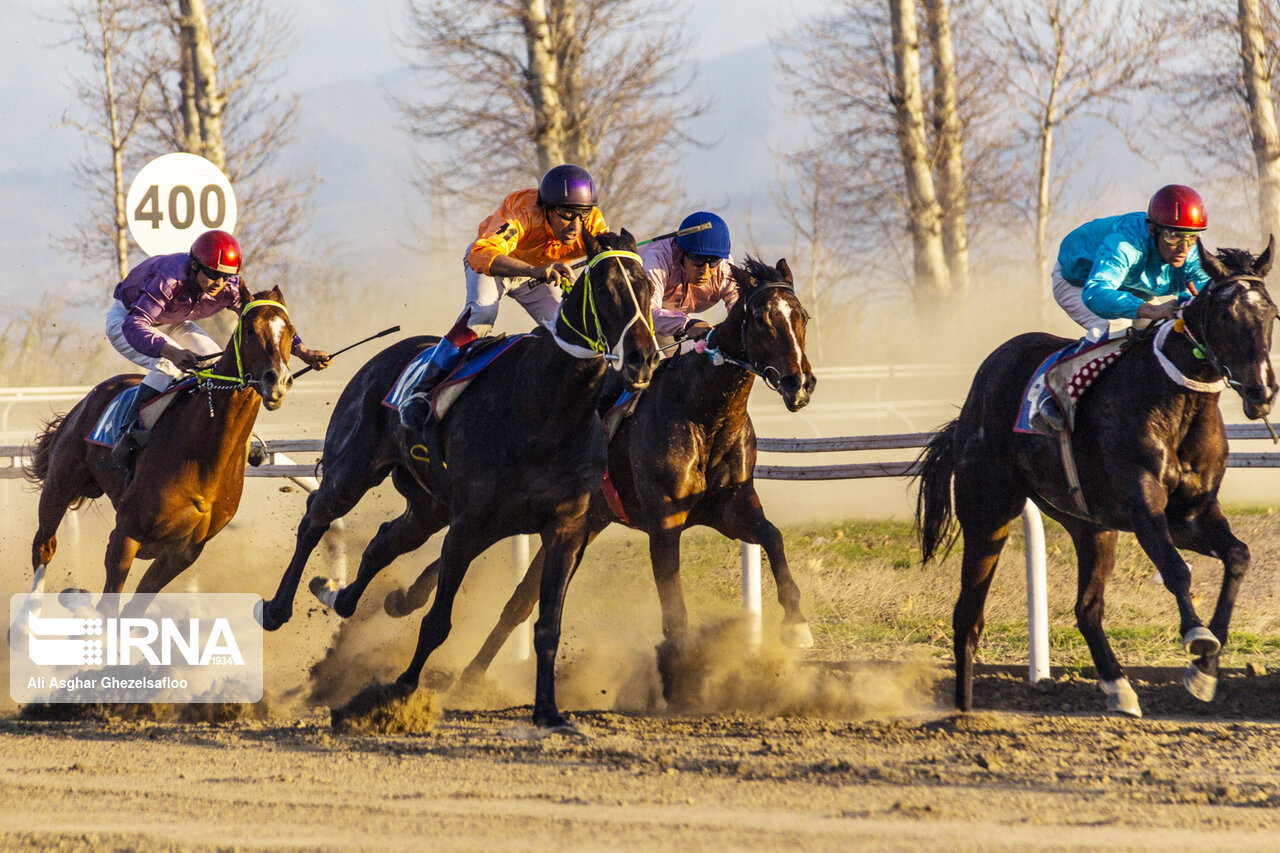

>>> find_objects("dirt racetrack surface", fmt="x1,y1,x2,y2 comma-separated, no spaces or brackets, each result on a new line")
2,668,1279,852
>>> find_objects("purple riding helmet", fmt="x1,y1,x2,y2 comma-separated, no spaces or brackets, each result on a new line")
538,164,598,209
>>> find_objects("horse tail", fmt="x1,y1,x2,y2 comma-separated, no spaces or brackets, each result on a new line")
24,413,68,487
914,419,959,564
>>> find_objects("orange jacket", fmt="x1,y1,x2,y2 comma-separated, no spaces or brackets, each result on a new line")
467,188,609,275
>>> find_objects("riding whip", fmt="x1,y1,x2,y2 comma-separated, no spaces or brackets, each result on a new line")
294,325,401,377
568,221,713,271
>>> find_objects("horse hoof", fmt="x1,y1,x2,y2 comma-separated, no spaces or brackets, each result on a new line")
1182,626,1220,657
309,576,342,610
781,621,815,649
252,599,265,627
1099,677,1142,718
383,587,410,618
57,588,92,612
1183,663,1218,702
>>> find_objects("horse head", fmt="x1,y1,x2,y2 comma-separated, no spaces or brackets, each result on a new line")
1191,235,1279,419
570,229,660,390
227,283,295,410
726,257,816,411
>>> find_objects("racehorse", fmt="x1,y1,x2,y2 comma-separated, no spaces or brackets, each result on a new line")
258,229,660,729
26,285,300,596
916,239,1278,717
382,257,818,704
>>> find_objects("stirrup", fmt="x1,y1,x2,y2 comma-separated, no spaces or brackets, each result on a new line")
399,392,432,432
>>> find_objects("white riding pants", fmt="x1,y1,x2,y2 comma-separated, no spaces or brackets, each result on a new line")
106,299,221,392
461,242,562,335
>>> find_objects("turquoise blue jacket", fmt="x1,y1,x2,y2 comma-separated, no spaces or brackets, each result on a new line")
1057,212,1211,319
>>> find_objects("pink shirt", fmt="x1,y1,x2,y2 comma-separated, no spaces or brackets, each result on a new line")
639,239,737,338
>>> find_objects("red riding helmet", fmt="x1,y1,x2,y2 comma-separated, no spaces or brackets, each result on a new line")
1147,185,1207,231
190,230,242,275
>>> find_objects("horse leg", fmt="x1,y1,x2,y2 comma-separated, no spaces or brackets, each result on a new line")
529,515,593,729
1171,502,1250,701
1126,478,1215,656
103,527,143,595
133,543,206,595
30,485,76,596
646,521,701,708
715,483,812,648
384,557,441,617
322,497,446,619
461,546,547,683
395,522,494,693
951,515,1012,712
1059,521,1139,716
260,465,389,630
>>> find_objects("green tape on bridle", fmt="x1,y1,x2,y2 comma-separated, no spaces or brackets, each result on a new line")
559,250,653,354
197,299,289,387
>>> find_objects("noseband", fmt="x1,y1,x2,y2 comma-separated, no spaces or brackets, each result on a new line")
703,283,798,393
1178,274,1278,387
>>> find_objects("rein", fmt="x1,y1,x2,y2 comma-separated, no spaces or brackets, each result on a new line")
700,283,796,392
194,299,289,401
548,250,656,367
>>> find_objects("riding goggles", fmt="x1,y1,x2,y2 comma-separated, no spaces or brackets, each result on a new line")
684,252,721,269
552,206,592,224
1157,228,1200,249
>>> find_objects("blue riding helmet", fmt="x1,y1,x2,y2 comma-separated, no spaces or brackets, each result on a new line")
674,211,731,259
538,164,597,208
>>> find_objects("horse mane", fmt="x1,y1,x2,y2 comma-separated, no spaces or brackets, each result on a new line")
730,256,788,299
1212,247,1256,274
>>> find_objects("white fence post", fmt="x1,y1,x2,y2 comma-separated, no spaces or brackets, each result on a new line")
741,542,763,652
1022,500,1050,682
509,534,533,662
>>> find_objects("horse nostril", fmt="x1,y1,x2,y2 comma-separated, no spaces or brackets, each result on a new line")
804,374,817,394
781,375,801,397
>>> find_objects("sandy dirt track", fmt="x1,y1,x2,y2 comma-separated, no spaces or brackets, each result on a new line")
2,669,1280,852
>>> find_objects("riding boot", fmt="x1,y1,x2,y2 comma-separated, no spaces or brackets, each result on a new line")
111,384,163,465
1035,396,1066,432
399,316,478,433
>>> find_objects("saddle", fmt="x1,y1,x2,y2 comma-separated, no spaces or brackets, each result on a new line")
1016,329,1132,436
86,378,196,447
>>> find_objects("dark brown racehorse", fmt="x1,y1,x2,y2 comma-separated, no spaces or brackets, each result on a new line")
26,285,299,596
383,257,818,704
916,239,1279,717
258,230,659,729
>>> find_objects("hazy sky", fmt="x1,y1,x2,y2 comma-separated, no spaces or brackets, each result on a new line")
1,0,829,301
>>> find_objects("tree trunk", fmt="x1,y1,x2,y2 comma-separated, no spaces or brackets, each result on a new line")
889,0,951,308
97,10,129,281
1239,0,1280,243
524,0,567,172
924,0,969,298
177,0,226,171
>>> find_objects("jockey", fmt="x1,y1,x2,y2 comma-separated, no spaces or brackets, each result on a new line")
1053,184,1212,335
106,229,331,462
642,210,737,346
399,163,610,432
1038,185,1212,430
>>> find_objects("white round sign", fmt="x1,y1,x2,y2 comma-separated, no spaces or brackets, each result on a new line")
126,152,237,257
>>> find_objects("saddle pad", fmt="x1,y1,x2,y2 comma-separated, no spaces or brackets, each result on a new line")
85,378,195,447
382,334,528,420
1015,333,1129,436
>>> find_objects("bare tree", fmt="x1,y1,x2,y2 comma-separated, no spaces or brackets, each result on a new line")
889,0,952,308
396,0,699,230
174,0,226,170
987,0,1175,289
55,0,161,283
1239,0,1280,242
924,0,970,296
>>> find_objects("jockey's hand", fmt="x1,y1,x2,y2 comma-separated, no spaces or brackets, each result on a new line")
295,345,332,370
1136,301,1179,322
538,262,574,287
161,343,201,371
682,319,714,342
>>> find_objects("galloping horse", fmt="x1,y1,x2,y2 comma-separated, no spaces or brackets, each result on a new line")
26,285,300,595
382,257,818,703
916,239,1278,717
258,230,659,729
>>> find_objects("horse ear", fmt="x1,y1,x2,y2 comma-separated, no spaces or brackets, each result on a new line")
776,258,794,285
583,229,600,257
619,227,637,251
1198,239,1229,282
238,281,253,304
1257,234,1275,277
267,285,284,304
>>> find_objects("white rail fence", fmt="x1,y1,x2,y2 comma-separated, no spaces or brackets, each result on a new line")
6,424,1280,680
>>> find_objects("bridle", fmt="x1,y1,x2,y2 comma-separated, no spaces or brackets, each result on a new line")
194,299,291,402
701,282,798,393
549,249,656,369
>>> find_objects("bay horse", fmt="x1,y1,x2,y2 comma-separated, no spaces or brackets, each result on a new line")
26,285,300,596
382,257,818,704
257,230,659,729
916,239,1278,717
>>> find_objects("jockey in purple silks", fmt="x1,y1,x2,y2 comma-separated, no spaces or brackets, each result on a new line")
106,229,331,461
